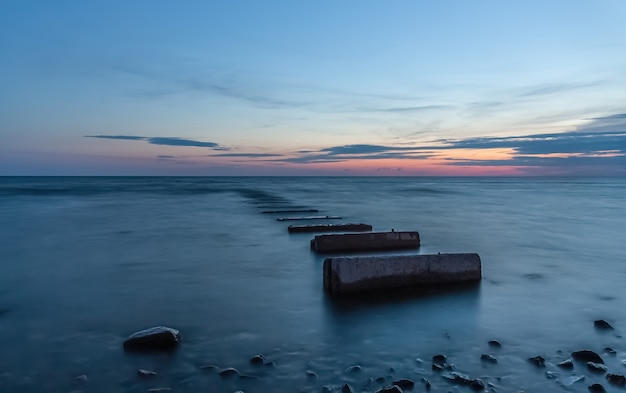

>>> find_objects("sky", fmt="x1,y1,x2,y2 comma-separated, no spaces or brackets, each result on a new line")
1,1,625,176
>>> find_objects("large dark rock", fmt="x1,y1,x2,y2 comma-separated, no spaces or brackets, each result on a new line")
594,320,614,330
123,326,180,351
342,383,354,393
377,385,403,393
573,350,604,364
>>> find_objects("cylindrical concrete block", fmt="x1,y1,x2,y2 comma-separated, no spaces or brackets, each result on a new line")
311,231,420,253
288,223,373,233
323,253,481,295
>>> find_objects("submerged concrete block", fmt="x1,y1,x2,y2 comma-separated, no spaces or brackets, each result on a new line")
288,223,373,233
323,253,481,295
311,231,420,253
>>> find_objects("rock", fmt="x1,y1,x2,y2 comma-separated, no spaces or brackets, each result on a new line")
199,364,219,371
123,326,180,351
239,374,260,380
264,361,276,367
604,347,617,355
392,378,415,389
421,377,431,390
322,386,333,393
431,363,444,371
442,371,471,384
588,383,606,393
218,368,239,377
545,371,558,379
488,340,502,348
250,354,265,365
306,370,318,379
469,378,485,391
606,373,626,386
562,375,585,387
137,369,157,377
587,362,607,373
557,359,574,369
573,350,604,364
528,355,545,367
345,365,362,373
432,354,447,364
480,354,497,363
594,320,614,330
74,375,88,383
342,383,354,393
377,385,403,393
148,389,171,393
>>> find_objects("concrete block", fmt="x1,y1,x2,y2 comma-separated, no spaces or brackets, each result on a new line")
323,253,481,295
311,231,420,253
288,223,373,233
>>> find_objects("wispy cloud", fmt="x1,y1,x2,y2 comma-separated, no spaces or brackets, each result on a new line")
210,153,283,158
517,81,604,98
85,135,225,149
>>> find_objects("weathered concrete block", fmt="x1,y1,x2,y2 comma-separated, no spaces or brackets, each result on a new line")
311,231,420,253
323,253,481,295
288,223,373,233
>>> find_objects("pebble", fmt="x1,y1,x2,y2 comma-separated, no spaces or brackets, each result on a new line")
305,370,318,379
488,340,502,348
218,368,240,377
250,354,265,365
545,371,558,379
603,347,617,355
587,362,607,373
345,365,362,373
342,383,354,393
480,354,497,363
137,369,157,378
528,355,545,367
588,383,606,393
557,359,574,369
199,364,219,371
432,354,447,364
392,378,414,389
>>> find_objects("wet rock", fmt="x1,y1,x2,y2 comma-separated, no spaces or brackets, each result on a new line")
480,354,497,363
557,359,574,369
488,340,502,348
250,354,265,365
421,377,431,390
562,375,585,387
377,385,403,393
199,364,219,372
431,363,444,371
306,370,318,379
345,365,362,373
392,378,414,389
606,373,626,386
375,376,387,384
594,320,614,330
588,383,606,393
264,361,276,368
137,369,157,378
528,355,545,367
218,368,240,377
74,375,88,383
442,371,471,384
342,383,354,393
573,350,604,364
123,326,180,352
322,386,333,393
603,347,617,355
545,371,558,379
469,378,485,391
432,354,447,364
239,374,260,380
587,362,607,373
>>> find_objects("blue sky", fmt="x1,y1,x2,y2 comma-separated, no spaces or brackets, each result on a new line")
1,0,625,175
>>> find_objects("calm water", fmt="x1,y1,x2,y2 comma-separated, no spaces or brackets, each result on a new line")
0,176,625,392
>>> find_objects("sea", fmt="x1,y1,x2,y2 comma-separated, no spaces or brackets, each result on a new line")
0,176,625,393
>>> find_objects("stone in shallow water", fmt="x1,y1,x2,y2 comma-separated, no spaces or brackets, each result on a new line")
606,373,626,386
480,354,497,363
588,383,606,393
218,368,239,377
432,354,447,364
137,369,157,378
306,370,318,379
376,385,402,393
345,365,362,373
488,340,502,348
587,362,607,373
557,359,574,369
123,326,180,351
562,375,585,387
342,383,354,393
572,350,604,364
392,378,414,389
604,347,617,355
250,354,265,365
528,355,545,367
594,320,614,330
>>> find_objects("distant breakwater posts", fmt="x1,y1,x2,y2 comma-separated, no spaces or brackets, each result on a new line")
262,198,481,296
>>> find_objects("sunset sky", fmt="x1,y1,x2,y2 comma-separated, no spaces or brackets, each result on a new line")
1,1,625,176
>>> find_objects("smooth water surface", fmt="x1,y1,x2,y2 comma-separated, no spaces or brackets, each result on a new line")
0,177,625,392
